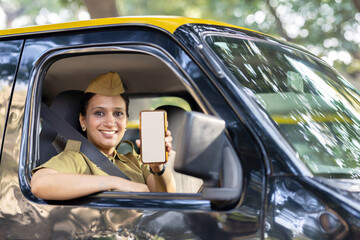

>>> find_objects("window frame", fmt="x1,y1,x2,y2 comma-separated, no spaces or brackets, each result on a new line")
21,43,214,208
0,39,24,156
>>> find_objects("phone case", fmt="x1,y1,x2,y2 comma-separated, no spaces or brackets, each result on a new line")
139,110,168,164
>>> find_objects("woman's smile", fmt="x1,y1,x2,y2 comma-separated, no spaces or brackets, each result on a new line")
100,130,118,135
99,129,119,138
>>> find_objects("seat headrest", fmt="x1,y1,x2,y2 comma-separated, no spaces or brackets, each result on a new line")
50,90,84,132
155,105,186,149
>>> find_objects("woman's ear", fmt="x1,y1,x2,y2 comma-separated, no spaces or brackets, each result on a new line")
79,113,86,131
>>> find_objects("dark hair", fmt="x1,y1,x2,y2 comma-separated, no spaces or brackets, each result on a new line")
79,92,129,117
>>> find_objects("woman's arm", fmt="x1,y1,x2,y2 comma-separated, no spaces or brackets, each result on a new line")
146,163,176,193
31,168,149,200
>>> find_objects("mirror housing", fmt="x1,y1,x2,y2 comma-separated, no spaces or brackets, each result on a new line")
174,112,226,185
174,112,242,203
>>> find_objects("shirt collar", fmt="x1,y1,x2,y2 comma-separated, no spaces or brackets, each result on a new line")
99,149,120,163
113,149,128,163
100,148,130,163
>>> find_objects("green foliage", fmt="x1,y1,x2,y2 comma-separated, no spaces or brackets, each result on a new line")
118,0,360,77
0,0,82,26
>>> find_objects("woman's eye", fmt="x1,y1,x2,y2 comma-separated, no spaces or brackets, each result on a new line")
94,111,104,116
114,112,124,118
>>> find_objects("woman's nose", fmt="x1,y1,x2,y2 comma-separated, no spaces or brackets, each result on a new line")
104,114,116,127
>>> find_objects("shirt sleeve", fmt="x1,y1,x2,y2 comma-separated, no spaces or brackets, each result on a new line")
31,151,90,175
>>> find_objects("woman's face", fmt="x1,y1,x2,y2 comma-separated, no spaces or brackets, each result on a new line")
79,94,128,155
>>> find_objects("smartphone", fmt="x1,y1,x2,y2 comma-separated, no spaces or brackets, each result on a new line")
140,110,168,164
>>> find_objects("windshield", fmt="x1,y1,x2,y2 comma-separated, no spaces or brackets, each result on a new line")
206,34,360,179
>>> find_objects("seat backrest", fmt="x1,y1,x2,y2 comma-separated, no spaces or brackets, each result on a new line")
39,90,84,164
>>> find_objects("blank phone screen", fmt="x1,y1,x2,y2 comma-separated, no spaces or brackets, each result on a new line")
140,111,167,163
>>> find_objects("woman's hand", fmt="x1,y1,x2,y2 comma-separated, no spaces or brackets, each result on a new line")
164,130,173,153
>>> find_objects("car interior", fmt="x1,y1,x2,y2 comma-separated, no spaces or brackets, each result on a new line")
38,52,204,193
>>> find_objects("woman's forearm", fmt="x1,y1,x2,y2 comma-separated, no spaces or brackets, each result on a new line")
147,165,176,193
31,168,149,200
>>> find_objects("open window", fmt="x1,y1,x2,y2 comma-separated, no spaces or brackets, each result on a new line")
34,48,204,195
26,45,242,207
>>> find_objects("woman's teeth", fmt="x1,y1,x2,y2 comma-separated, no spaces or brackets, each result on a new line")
101,130,117,134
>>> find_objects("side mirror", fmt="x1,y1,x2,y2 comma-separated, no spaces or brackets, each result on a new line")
174,112,225,184
174,112,243,203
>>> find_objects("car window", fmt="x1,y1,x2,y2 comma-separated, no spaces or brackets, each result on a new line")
0,40,23,151
206,35,360,179
36,51,203,194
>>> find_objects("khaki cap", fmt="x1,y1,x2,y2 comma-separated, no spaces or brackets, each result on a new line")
85,72,125,96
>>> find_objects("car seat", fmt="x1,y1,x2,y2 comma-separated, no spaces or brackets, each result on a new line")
39,90,84,165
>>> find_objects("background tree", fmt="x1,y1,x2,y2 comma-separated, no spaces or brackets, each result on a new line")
82,0,118,18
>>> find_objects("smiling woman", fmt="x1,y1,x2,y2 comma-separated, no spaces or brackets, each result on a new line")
79,94,128,156
30,72,176,200
78,72,129,156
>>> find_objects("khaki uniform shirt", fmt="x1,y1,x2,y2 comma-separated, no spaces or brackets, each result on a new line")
32,140,151,184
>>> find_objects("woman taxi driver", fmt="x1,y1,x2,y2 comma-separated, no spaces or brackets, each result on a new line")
31,72,176,200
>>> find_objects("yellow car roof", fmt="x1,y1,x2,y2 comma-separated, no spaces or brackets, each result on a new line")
0,16,250,38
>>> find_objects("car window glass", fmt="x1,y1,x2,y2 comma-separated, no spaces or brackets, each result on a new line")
206,35,360,179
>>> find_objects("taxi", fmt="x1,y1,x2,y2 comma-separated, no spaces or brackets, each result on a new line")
0,16,359,239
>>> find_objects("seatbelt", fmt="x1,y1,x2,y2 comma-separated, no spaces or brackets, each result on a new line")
40,103,130,180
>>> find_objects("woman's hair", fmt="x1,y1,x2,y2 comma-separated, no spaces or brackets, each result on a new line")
79,92,130,117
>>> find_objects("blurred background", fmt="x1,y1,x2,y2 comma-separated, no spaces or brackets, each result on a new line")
0,0,359,87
